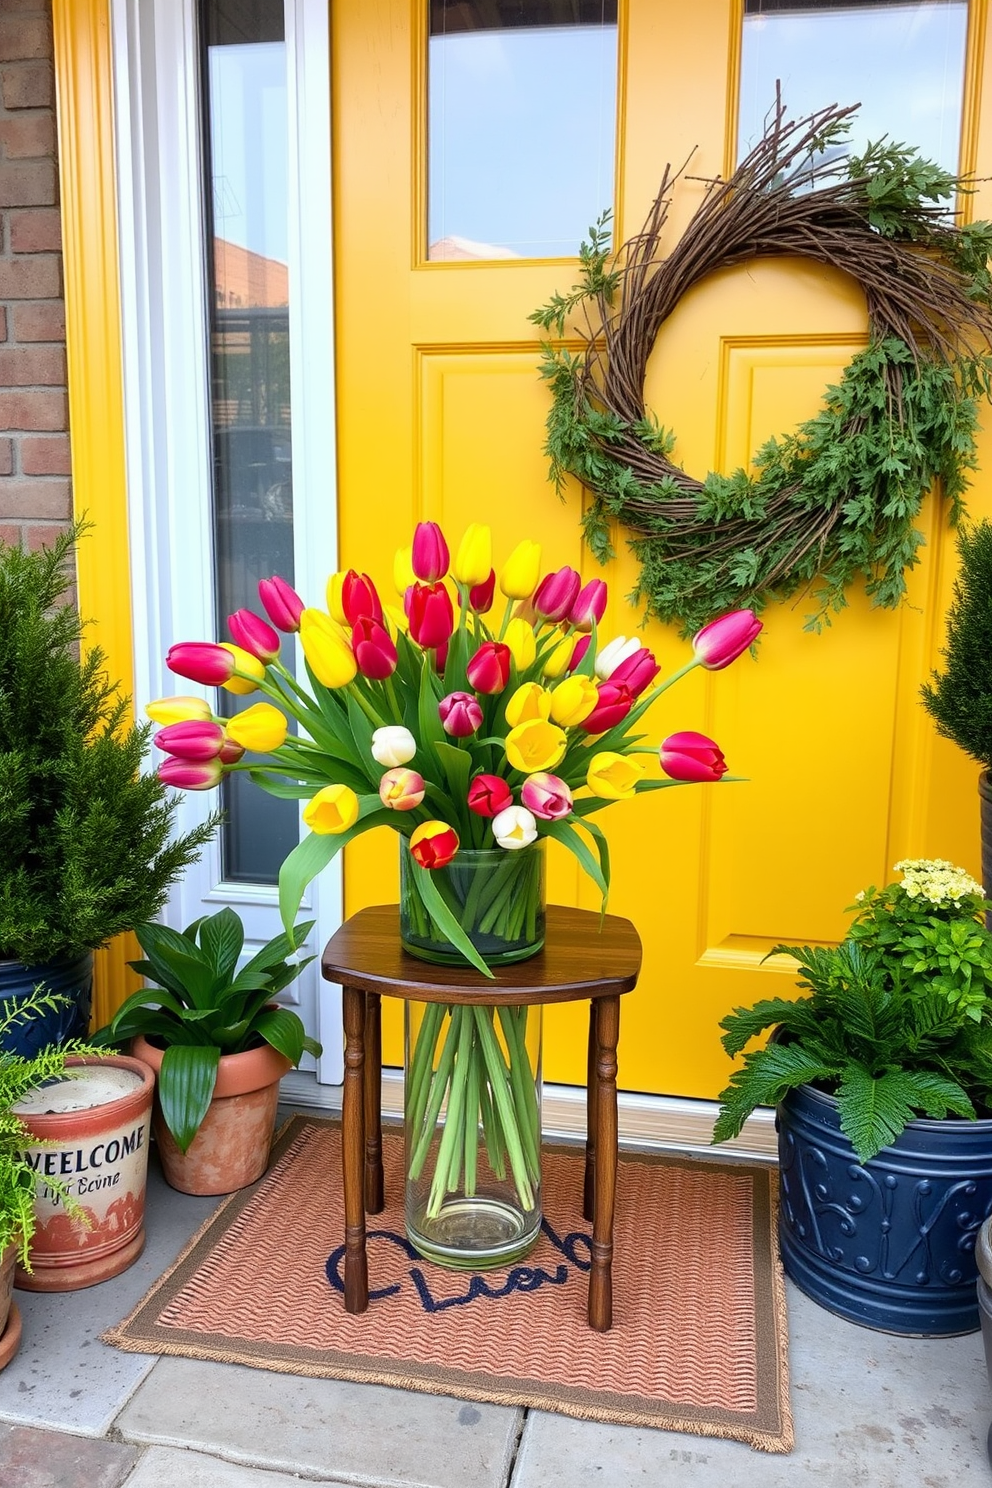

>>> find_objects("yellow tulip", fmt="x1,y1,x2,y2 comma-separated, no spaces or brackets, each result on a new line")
393,545,416,595
300,607,357,688
453,522,492,587
384,602,409,635
145,695,212,726
504,616,536,671
226,702,289,753
303,783,360,835
219,644,266,695
505,718,567,773
325,571,348,624
586,751,644,800
504,682,551,728
499,539,542,600
549,674,599,727
541,631,573,680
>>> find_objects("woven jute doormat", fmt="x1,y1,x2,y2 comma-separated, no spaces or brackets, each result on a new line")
104,1115,792,1452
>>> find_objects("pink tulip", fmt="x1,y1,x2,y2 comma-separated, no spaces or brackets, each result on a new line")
439,691,483,737
469,569,496,614
610,646,660,697
568,578,608,632
228,608,280,663
351,616,398,680
157,756,224,790
580,680,634,733
342,570,384,627
467,774,514,818
466,641,511,695
408,581,454,649
520,772,572,820
166,642,236,686
411,521,449,583
533,566,582,623
258,575,304,633
378,767,426,810
660,730,728,782
153,720,226,761
692,609,762,670
567,634,592,673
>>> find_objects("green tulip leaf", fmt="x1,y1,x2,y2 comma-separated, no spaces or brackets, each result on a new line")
411,862,494,979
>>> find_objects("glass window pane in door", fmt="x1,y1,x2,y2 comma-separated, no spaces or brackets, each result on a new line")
428,0,618,261
738,0,969,172
201,0,298,884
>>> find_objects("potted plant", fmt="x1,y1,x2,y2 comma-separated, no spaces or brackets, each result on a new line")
920,519,992,926
94,906,321,1195
713,858,992,1336
0,525,217,1051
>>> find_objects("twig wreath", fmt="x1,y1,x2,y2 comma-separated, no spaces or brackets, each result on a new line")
531,100,992,634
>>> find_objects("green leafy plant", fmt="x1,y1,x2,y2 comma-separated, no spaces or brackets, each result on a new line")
0,990,99,1267
920,519,992,772
0,524,218,963
713,860,992,1162
94,907,321,1153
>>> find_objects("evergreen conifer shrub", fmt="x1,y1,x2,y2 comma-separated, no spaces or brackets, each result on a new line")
921,520,992,771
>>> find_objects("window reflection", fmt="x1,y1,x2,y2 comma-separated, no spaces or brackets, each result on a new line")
428,0,618,261
738,0,969,174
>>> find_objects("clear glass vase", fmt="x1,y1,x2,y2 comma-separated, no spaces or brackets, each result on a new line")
399,841,546,968
404,999,542,1269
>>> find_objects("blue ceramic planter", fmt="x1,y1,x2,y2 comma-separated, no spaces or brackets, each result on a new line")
0,954,93,1054
777,1082,992,1335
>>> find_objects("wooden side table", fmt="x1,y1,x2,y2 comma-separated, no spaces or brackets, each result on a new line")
321,904,642,1331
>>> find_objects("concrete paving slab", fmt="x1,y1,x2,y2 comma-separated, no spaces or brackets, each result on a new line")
121,1444,351,1488
116,1358,523,1488
0,1422,139,1488
511,1280,992,1488
0,1154,220,1438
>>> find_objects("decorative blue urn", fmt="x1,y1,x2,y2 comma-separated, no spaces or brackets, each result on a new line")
0,953,93,1054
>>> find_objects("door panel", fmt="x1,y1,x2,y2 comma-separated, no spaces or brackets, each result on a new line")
333,0,992,1096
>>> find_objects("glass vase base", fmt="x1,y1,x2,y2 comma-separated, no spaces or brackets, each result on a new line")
406,1196,541,1271
400,934,543,968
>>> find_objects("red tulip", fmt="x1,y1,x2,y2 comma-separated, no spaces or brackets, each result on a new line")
466,641,511,694
351,616,398,680
408,581,454,649
439,691,483,737
410,820,460,869
520,772,572,820
467,774,513,818
228,608,280,663
692,609,762,670
154,720,226,761
533,566,582,623
660,730,728,782
166,642,237,686
157,756,224,790
610,646,660,697
568,578,608,632
342,569,384,627
580,680,634,733
469,569,496,614
567,634,592,673
411,521,449,583
258,575,304,633
218,737,246,765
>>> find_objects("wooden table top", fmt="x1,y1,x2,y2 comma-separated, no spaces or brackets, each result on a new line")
321,904,642,1006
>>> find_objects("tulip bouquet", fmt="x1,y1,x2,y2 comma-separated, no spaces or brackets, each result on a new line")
151,522,758,1244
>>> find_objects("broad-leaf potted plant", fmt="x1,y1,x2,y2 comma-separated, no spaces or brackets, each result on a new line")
0,525,217,1051
95,906,321,1195
713,859,992,1336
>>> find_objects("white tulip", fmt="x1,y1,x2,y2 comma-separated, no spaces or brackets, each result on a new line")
491,804,538,850
371,725,417,768
594,635,642,679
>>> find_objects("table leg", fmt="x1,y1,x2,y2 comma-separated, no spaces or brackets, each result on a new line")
588,994,620,1332
364,990,384,1214
583,1002,597,1224
342,984,369,1314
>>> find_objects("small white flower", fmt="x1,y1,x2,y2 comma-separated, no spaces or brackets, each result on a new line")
371,725,417,768
491,804,538,850
594,635,642,680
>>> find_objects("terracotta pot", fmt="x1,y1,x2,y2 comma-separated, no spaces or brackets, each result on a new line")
13,1055,155,1292
0,1241,20,1371
133,1036,291,1196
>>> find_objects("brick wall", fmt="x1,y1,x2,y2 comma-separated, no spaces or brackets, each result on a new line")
0,1,70,553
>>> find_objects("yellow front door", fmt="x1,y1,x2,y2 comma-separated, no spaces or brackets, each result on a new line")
332,0,992,1097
